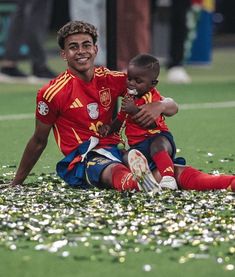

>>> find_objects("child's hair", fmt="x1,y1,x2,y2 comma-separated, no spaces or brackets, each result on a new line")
57,21,98,49
129,53,160,79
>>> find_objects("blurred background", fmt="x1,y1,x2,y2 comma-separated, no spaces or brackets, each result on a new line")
0,0,234,82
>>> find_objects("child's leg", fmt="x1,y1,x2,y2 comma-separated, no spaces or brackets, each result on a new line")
151,135,177,189
151,135,175,177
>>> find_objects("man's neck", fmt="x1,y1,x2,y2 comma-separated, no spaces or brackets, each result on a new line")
70,67,95,82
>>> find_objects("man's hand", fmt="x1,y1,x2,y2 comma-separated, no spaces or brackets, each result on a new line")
131,103,158,128
98,124,111,137
0,182,20,191
9,180,22,187
132,98,178,129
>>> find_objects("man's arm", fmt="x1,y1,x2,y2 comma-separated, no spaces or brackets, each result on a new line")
10,119,52,186
122,96,157,129
132,97,178,129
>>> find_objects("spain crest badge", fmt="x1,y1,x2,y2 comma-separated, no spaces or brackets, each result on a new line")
99,88,111,108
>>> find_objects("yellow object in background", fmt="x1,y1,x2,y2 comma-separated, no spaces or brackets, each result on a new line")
202,0,215,12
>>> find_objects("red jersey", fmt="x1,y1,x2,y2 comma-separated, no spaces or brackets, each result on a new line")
36,67,126,155
117,88,169,146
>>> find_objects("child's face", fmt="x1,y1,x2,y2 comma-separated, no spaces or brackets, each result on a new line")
127,64,157,97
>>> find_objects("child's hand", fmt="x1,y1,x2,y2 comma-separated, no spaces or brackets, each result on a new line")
121,95,139,115
98,124,111,137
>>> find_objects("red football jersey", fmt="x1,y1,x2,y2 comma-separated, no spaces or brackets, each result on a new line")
117,88,169,146
36,67,126,155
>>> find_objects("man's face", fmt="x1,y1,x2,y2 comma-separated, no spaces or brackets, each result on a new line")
61,33,98,75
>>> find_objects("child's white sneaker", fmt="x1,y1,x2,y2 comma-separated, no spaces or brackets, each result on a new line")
160,176,178,190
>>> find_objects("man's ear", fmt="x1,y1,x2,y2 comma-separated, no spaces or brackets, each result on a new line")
94,44,98,55
60,50,67,61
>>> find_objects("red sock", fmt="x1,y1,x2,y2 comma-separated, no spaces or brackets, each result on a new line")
152,150,174,177
178,166,235,191
111,164,139,191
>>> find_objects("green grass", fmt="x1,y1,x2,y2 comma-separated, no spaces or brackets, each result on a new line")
0,243,234,277
0,48,235,277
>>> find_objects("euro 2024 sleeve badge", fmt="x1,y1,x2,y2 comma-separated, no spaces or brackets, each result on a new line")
38,101,49,116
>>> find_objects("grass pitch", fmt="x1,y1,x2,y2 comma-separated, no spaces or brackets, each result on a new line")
0,48,235,277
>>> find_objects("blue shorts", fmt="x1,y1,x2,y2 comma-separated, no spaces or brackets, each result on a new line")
128,131,185,171
84,146,124,188
56,142,124,189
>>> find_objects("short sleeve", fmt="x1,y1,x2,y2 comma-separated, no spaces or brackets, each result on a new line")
36,88,58,125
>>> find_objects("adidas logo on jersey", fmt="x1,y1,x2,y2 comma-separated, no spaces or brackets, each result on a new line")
70,98,83,108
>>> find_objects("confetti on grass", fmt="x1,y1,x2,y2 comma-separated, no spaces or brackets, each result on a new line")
0,172,234,270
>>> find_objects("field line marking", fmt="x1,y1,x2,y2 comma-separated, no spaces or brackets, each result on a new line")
0,101,235,121
0,113,34,121
180,101,235,110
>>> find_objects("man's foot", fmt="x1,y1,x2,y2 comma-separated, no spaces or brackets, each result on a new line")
160,176,178,190
0,66,28,77
167,66,191,84
0,66,30,83
32,65,57,79
128,149,161,193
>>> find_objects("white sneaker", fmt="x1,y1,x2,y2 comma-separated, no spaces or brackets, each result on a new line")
167,66,191,84
128,149,161,194
160,176,178,190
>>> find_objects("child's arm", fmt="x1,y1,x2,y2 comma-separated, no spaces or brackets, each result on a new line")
121,95,140,115
108,118,123,134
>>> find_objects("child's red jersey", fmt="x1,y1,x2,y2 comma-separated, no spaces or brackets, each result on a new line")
117,88,169,146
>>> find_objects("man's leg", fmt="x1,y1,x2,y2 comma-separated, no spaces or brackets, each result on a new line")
102,153,161,193
26,0,53,70
69,0,106,65
101,163,140,191
175,165,235,191
0,0,28,77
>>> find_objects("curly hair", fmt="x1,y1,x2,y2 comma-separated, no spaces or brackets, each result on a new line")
57,21,98,49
